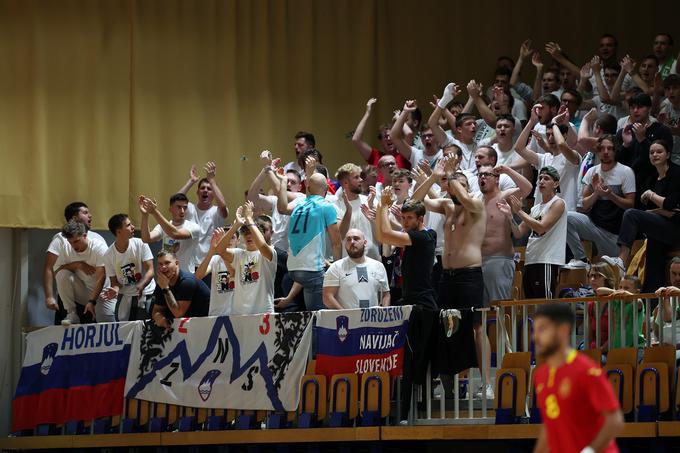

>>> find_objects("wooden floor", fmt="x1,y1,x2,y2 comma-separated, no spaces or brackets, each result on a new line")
0,422,670,450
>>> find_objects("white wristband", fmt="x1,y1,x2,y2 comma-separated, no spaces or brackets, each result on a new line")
580,447,595,453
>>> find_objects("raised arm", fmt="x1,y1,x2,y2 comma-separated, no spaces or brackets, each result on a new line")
531,52,545,99
468,80,498,127
144,198,193,240
511,39,533,88
195,227,225,280
590,56,613,104
552,123,581,166
242,201,274,261
376,188,412,247
610,56,633,104
352,98,378,161
544,41,581,77
428,83,459,147
248,151,284,210
204,161,229,218
275,170,298,215
178,164,199,195
139,196,161,243
577,107,599,151
513,106,541,167
496,164,533,199
390,100,417,160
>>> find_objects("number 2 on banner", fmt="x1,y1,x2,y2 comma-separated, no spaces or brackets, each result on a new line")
259,314,270,335
178,317,189,334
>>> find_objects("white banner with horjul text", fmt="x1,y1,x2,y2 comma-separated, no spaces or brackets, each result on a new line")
124,312,313,411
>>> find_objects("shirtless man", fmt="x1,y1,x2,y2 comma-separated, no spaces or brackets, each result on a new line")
478,163,532,307
412,154,491,398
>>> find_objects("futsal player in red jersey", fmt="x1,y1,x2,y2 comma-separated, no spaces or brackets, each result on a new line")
532,303,624,453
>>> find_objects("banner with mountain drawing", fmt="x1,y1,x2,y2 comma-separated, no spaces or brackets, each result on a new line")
124,313,313,411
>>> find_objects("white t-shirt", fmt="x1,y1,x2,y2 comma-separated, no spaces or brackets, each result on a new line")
332,194,379,261
448,138,478,173
660,99,680,165
103,238,156,296
492,144,525,168
409,146,442,169
534,152,581,212
583,163,636,195
151,220,201,273
47,231,107,261
229,247,277,315
54,237,110,290
186,203,225,266
592,96,627,120
205,254,235,316
323,257,389,309
525,196,567,266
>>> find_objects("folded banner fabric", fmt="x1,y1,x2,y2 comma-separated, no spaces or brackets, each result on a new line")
124,312,313,411
12,322,137,431
314,306,412,379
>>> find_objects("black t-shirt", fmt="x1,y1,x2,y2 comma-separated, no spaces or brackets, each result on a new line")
652,163,680,224
153,269,210,318
402,229,437,309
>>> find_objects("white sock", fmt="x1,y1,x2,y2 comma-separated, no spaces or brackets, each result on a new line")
437,83,455,109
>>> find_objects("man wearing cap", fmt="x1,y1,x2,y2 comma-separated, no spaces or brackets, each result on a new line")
501,166,567,299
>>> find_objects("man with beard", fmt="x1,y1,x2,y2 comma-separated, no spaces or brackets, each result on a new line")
323,228,390,309
532,303,623,453
411,154,491,398
351,98,411,171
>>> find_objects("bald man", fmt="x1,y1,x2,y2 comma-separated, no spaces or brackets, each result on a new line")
278,172,342,310
323,228,390,309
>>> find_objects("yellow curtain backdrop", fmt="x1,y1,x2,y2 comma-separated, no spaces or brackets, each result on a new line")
1,0,678,228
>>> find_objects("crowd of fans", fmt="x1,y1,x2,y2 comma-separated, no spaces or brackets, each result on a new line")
43,34,680,399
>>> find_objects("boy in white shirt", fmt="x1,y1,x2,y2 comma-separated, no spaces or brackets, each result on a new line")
216,202,277,315
195,227,240,316
102,214,156,321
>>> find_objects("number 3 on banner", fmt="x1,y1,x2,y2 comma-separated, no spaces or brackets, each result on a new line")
259,314,270,335
178,317,189,334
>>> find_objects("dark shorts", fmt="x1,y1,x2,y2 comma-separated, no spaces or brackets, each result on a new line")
439,267,484,324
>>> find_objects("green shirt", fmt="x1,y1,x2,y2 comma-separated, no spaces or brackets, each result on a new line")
609,299,645,348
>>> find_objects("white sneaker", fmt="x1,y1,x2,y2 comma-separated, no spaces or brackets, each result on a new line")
601,255,625,274
564,258,589,270
474,384,494,400
60,311,80,326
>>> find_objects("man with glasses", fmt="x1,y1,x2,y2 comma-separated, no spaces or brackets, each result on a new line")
560,89,583,129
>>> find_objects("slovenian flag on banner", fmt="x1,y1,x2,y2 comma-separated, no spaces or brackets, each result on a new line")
12,322,137,431
314,306,412,379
